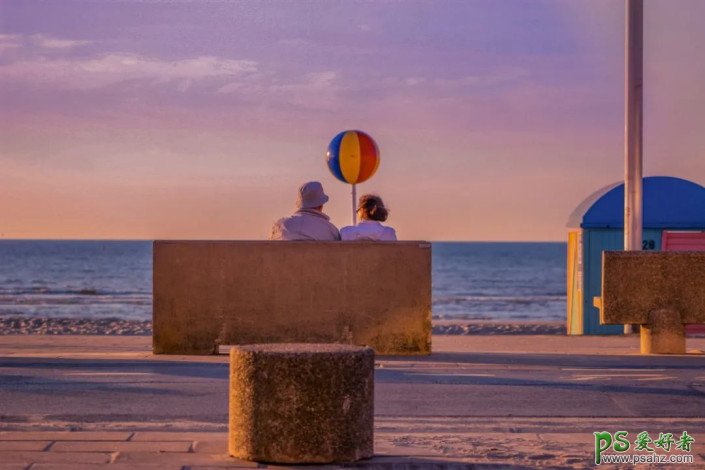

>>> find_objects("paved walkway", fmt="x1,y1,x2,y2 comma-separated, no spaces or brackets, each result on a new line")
1,335,704,469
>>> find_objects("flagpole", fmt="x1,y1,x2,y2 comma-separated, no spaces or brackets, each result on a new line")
352,184,357,225
624,0,644,334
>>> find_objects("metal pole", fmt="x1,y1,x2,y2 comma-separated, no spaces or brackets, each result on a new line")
624,0,643,334
352,184,357,225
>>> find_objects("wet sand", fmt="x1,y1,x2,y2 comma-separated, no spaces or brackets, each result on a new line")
433,319,565,335
0,317,152,336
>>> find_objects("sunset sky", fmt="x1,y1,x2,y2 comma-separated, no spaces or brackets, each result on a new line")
1,0,704,241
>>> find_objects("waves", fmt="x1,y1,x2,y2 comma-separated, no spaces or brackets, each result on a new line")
0,240,153,320
0,286,152,320
0,286,149,297
0,292,566,322
0,288,566,321
432,294,567,321
434,294,566,304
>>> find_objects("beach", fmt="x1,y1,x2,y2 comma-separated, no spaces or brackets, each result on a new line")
0,317,566,336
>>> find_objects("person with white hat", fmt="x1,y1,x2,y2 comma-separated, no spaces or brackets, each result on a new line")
269,181,341,241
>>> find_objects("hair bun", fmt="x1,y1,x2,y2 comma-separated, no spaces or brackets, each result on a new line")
358,194,388,222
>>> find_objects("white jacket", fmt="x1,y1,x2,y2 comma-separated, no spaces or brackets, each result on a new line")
340,220,397,241
270,209,341,241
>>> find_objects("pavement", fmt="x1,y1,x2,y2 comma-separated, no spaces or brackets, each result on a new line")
1,334,704,469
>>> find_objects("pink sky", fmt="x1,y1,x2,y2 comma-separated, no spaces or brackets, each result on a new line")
1,0,704,241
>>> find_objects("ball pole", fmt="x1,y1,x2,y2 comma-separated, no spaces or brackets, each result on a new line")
352,184,357,225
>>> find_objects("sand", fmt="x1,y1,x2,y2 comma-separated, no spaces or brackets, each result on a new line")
0,317,565,336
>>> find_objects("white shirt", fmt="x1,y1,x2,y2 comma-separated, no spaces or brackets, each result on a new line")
340,220,397,241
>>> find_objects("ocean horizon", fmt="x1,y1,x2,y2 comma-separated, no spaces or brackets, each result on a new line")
0,240,567,322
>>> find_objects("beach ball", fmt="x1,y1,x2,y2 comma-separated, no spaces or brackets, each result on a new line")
326,130,380,184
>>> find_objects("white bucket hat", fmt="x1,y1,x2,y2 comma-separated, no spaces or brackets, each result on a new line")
296,181,329,209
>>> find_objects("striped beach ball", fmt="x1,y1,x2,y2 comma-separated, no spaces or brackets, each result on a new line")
326,130,380,184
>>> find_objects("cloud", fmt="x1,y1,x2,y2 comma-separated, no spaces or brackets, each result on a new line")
432,67,530,89
0,33,91,55
0,33,258,92
276,38,313,48
402,77,425,86
217,70,340,109
0,34,21,53
29,34,91,49
304,70,337,87
0,53,258,91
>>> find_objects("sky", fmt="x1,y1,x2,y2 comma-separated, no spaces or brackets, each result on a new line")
1,0,704,241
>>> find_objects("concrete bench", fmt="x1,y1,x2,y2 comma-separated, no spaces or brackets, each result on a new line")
153,241,431,355
596,251,705,354
228,343,374,463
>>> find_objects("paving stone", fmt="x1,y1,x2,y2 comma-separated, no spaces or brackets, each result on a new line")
0,451,112,464
31,464,182,470
0,464,31,470
538,432,597,448
113,451,259,467
190,467,266,470
336,455,473,466
0,440,51,451
371,442,409,455
51,440,192,453
264,465,341,470
0,431,131,441
193,439,228,454
131,431,227,442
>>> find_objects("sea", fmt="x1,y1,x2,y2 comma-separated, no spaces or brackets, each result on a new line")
0,241,566,322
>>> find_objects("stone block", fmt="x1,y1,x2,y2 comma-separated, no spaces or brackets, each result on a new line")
153,241,431,355
229,343,374,464
600,251,705,354
601,251,705,325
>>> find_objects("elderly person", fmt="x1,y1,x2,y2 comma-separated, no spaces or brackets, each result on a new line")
340,194,397,241
270,181,341,241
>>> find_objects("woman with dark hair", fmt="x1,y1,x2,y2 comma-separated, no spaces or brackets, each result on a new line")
340,194,397,241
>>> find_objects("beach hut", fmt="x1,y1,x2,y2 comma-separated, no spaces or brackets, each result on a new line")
566,176,705,335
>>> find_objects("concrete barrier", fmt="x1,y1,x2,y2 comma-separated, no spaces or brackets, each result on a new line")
598,251,705,354
229,343,374,463
153,241,432,355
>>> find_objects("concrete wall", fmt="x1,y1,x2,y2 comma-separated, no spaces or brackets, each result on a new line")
600,251,705,325
153,241,432,355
